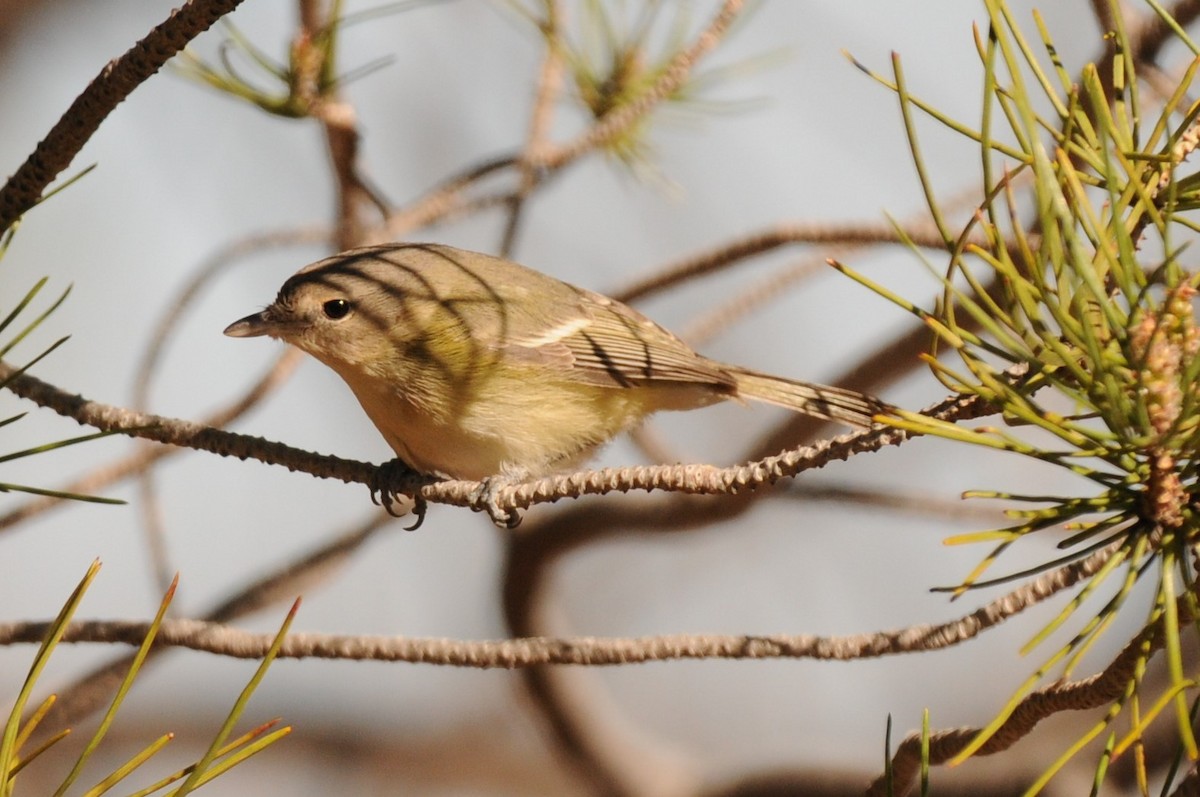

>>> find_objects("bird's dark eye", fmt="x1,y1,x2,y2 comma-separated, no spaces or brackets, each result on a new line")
322,299,352,320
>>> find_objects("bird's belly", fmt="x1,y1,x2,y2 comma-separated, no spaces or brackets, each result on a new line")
347,387,501,480
343,374,658,481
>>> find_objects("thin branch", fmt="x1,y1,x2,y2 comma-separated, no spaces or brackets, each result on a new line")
868,595,1190,797
0,359,375,485
678,246,851,345
376,1,747,250
538,0,746,171
671,178,1020,346
0,355,1000,522
0,540,1116,667
0,0,249,232
615,220,944,304
298,0,387,249
500,0,565,257
0,349,303,534
379,153,518,241
468,420,913,516
35,513,391,734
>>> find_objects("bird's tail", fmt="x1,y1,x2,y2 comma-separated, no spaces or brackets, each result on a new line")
730,368,892,429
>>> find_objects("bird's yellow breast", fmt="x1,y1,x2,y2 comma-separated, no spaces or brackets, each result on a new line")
330,355,659,481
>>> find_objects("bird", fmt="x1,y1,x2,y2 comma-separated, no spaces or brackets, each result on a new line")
224,243,891,525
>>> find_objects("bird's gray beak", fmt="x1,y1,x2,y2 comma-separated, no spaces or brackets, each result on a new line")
224,310,277,339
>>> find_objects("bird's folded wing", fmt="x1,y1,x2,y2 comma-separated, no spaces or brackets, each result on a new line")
505,288,737,391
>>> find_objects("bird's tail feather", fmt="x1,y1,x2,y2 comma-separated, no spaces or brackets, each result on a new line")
730,368,892,429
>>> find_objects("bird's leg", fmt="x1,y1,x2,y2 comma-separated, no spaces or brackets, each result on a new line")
469,476,523,529
370,458,428,530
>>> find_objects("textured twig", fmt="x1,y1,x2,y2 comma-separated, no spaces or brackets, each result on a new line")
0,360,374,485
0,542,1117,667
0,350,304,534
2,354,999,522
0,0,248,232
419,381,996,518
0,621,1032,664
448,414,915,516
35,513,390,734
867,595,1187,797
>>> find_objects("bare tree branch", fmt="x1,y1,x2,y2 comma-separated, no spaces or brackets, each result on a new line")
868,596,1184,797
0,0,248,231
0,541,1119,667
538,0,746,171
500,0,565,257
35,513,391,734
0,356,997,522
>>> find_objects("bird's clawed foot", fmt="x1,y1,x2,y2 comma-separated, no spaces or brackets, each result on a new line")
470,476,523,529
370,459,428,530
371,461,525,529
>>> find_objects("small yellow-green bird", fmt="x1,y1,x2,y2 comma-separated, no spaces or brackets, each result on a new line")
225,243,889,521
